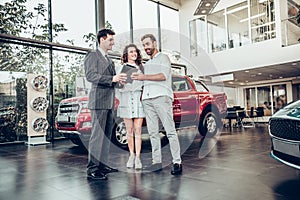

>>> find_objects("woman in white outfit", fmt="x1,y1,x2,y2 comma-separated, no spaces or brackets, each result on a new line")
117,44,145,169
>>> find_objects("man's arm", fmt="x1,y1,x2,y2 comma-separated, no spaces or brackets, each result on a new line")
131,73,166,81
84,51,127,85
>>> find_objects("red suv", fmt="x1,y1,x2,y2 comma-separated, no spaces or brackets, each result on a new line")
55,75,227,148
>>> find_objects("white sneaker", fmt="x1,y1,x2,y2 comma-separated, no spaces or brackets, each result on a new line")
135,157,142,170
126,155,135,168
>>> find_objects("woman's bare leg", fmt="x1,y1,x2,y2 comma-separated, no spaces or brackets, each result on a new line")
133,118,144,157
123,118,134,156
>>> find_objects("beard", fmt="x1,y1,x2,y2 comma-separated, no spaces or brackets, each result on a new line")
145,47,155,56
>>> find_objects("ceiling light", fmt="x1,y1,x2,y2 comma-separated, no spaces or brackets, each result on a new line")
205,3,211,7
279,76,283,78
291,63,297,66
258,73,262,75
201,10,207,14
245,70,249,73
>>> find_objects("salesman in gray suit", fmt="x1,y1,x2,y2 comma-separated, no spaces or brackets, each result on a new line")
84,28,127,180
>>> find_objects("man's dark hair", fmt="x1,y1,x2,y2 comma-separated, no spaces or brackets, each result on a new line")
97,29,115,44
141,34,156,42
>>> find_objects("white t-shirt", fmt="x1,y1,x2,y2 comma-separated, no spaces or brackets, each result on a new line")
142,52,173,101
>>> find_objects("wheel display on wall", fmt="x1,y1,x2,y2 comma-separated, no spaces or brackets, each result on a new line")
31,75,48,91
32,117,48,132
30,97,48,112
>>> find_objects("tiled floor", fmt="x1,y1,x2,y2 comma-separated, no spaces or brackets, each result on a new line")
0,125,299,200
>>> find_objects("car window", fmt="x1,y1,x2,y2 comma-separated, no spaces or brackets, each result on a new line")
172,77,191,92
193,80,209,92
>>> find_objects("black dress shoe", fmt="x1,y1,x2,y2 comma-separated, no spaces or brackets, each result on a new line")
171,163,182,175
143,163,162,172
87,171,107,180
100,165,119,174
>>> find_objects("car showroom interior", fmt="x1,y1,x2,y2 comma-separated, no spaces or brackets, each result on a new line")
0,0,300,199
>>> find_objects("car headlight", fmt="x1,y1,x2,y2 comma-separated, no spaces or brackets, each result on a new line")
82,122,92,128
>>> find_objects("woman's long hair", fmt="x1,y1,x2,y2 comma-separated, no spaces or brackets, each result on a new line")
121,44,144,72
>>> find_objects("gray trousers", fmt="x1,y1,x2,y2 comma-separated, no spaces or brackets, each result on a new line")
87,109,114,173
142,96,182,164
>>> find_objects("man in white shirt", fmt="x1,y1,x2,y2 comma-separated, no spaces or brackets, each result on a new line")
131,34,182,175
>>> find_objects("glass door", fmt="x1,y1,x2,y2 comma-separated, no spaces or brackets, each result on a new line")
272,84,287,112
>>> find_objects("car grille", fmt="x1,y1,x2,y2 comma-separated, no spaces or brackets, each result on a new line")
57,122,76,128
269,118,300,141
59,103,80,114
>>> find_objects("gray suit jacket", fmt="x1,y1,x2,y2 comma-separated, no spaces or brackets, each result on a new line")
84,49,116,110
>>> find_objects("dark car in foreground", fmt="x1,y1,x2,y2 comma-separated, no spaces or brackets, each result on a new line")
269,100,300,169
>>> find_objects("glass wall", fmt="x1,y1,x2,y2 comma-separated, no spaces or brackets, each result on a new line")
160,5,180,55
1,0,48,39
250,0,275,43
207,10,227,52
0,43,50,142
52,0,95,48
244,83,288,116
245,87,256,110
257,86,272,115
132,0,158,55
105,0,130,54
292,83,300,101
227,1,250,48
0,0,180,144
189,0,277,54
189,17,207,56
281,0,300,46
272,84,287,112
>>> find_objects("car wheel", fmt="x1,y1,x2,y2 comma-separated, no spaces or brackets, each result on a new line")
112,119,128,149
199,108,220,137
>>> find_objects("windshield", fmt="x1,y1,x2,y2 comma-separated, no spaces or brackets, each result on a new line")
193,80,209,92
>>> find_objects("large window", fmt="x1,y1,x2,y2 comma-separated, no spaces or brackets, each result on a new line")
257,86,272,115
227,1,250,48
132,0,158,54
105,0,130,54
282,0,300,46
207,10,226,53
189,0,277,54
245,87,256,110
244,83,288,116
160,5,180,53
273,84,287,112
250,0,275,43
52,0,95,48
0,0,180,144
189,17,207,56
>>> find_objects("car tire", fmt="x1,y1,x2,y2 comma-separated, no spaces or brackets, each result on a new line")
111,118,129,150
199,107,220,138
